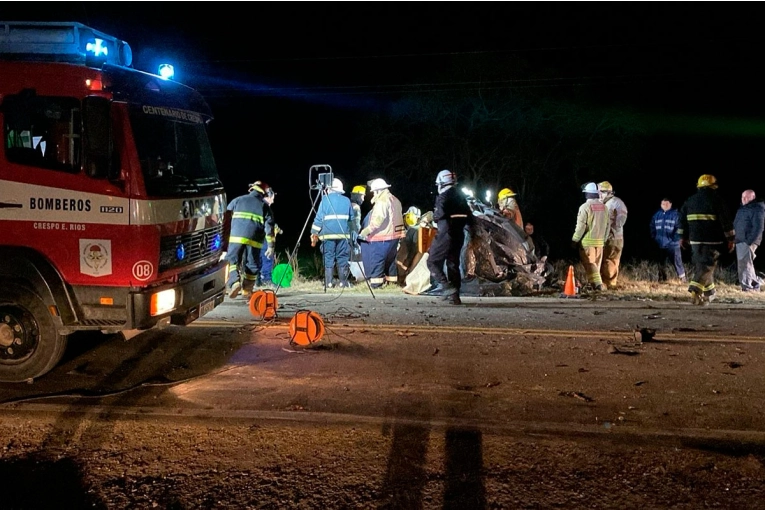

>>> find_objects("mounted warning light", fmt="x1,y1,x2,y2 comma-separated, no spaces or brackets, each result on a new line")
86,38,108,57
485,190,493,203
176,243,186,261
461,187,474,198
158,64,175,80
211,233,222,251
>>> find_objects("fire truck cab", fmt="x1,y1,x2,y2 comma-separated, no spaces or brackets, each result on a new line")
0,22,228,382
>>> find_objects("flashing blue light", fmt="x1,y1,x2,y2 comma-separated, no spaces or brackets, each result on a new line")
86,38,108,58
211,234,222,251
158,64,175,80
176,243,186,261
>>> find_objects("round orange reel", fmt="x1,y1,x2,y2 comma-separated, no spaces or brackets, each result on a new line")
289,310,325,346
249,290,278,320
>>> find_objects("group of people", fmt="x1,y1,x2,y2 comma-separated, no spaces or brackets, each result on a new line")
571,181,629,291
224,170,764,308
225,181,280,298
665,175,763,305
308,170,472,304
573,173,764,305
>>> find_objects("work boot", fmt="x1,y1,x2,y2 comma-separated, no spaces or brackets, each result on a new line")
228,281,241,299
442,293,462,305
424,283,456,296
691,292,702,306
338,281,353,289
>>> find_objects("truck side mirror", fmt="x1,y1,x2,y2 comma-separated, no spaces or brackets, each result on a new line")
82,96,116,180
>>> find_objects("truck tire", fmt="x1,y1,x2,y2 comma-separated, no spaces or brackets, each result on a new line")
0,286,68,382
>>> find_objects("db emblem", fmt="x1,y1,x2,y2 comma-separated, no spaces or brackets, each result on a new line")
132,260,154,281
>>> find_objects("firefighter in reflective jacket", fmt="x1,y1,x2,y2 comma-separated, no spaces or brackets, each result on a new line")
571,182,608,291
678,174,735,305
226,181,274,298
311,178,356,288
426,170,472,305
358,178,406,288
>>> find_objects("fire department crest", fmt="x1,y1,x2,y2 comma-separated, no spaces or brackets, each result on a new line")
79,239,113,277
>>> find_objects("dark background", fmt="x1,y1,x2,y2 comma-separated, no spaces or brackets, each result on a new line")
4,3,765,267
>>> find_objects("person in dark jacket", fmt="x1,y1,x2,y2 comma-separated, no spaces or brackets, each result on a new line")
733,189,765,291
678,174,735,305
226,182,274,298
311,178,356,288
425,169,472,305
650,198,686,282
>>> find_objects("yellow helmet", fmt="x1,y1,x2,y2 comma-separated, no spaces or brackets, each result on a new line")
351,185,366,194
697,174,718,189
403,206,422,227
498,188,516,200
597,181,613,193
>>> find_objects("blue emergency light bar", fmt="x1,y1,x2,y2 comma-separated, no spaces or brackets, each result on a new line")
158,63,174,80
0,21,132,67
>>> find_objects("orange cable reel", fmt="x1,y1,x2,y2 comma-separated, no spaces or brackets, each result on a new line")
249,289,278,320
289,310,325,347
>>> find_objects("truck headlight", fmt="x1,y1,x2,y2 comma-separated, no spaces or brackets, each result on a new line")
150,289,177,316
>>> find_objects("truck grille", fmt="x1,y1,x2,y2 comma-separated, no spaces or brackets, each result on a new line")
159,224,225,273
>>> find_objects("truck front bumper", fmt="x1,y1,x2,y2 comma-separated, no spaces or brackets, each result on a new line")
130,259,227,330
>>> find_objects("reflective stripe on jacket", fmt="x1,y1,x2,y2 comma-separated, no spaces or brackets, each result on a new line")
229,191,268,248
359,189,406,242
311,191,355,240
678,188,735,245
572,198,608,247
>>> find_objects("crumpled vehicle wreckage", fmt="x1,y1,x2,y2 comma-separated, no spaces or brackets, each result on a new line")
402,200,554,297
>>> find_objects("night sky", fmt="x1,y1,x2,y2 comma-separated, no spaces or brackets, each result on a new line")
4,3,765,265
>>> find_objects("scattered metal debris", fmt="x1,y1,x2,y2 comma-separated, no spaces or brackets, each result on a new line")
609,345,640,356
634,327,657,342
485,381,501,388
634,380,647,386
723,361,744,369
642,313,663,320
559,391,595,402
432,348,440,356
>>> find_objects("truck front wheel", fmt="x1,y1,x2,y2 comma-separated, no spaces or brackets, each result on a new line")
0,287,68,382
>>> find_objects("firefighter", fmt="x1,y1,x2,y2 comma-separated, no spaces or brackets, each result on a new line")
678,174,736,305
358,178,406,288
310,178,356,288
396,206,423,283
598,181,628,289
350,185,366,234
571,182,608,291
226,181,274,298
258,183,280,289
497,187,523,228
349,185,367,282
425,170,472,305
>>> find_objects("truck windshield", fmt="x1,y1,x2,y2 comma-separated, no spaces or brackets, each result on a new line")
129,105,222,196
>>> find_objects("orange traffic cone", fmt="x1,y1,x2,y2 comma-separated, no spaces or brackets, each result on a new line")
562,265,577,298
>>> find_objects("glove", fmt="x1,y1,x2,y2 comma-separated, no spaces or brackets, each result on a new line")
570,240,579,250
727,240,735,253
357,233,367,242
310,234,319,247
264,246,275,259
680,238,689,250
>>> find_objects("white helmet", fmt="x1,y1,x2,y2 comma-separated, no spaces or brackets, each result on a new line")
369,178,391,192
582,182,598,194
435,169,456,193
331,178,344,193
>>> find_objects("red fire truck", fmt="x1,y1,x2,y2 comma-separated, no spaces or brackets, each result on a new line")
0,22,228,382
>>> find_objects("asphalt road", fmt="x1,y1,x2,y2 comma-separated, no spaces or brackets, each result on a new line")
1,291,764,508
